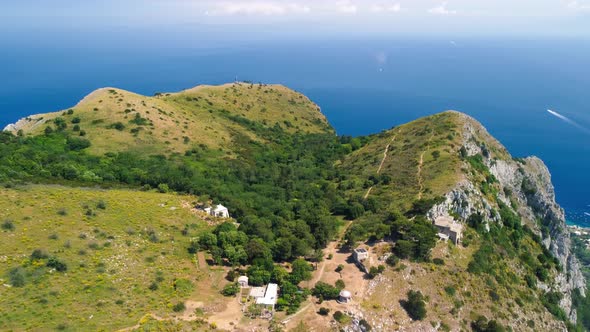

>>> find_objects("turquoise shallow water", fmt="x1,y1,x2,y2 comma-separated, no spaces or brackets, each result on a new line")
0,28,589,223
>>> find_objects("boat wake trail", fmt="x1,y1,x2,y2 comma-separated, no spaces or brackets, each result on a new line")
547,109,590,134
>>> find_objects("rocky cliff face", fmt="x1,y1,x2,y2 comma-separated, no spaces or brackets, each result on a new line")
428,112,585,323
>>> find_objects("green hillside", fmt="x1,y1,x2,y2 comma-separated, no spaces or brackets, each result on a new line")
9,83,331,156
0,85,585,331
0,185,217,331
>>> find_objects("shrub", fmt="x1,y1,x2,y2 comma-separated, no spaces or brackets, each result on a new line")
66,137,91,150
96,200,107,210
386,254,399,267
57,208,67,216
444,286,456,297
433,258,445,265
49,233,59,240
46,257,68,272
71,117,81,124
108,122,126,131
335,264,344,273
1,219,15,231
157,183,170,193
401,290,427,321
318,307,330,316
30,249,49,260
333,311,348,323
172,302,186,312
368,265,385,279
471,315,507,332
8,267,26,287
148,282,159,291
335,279,345,290
359,319,372,331
221,282,240,296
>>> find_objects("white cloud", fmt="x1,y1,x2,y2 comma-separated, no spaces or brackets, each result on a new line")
567,1,590,10
370,2,401,13
428,2,458,15
208,1,311,16
336,1,358,14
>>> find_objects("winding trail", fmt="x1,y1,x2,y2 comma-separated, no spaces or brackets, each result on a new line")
282,220,352,325
416,134,435,200
364,135,397,199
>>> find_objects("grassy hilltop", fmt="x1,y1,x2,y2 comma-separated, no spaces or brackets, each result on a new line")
0,84,586,331
9,83,331,156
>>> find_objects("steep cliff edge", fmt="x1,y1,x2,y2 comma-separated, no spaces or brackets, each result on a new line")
429,111,585,322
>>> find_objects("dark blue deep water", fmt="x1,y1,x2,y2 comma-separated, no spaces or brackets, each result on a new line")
1,29,589,224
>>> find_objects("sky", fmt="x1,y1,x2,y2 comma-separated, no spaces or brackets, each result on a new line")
2,0,590,38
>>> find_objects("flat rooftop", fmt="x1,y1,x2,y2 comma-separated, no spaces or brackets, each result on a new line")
256,283,278,306
249,287,266,298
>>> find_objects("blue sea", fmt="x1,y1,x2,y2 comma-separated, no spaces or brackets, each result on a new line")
1,27,589,225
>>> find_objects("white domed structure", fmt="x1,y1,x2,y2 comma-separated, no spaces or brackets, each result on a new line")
238,276,249,288
338,290,352,303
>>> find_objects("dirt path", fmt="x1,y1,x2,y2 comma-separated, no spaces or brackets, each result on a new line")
284,221,352,324
364,135,397,199
117,301,204,332
416,134,434,200
197,251,208,271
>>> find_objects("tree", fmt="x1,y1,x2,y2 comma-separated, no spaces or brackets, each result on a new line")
393,240,414,259
247,266,271,286
221,282,240,296
401,290,427,321
312,282,340,300
348,202,365,219
290,258,312,284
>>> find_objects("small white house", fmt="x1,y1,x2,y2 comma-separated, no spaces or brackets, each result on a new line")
353,248,369,263
434,216,463,245
204,204,230,218
238,276,249,288
338,290,352,304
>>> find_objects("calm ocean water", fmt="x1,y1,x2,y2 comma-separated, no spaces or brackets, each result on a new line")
1,29,589,225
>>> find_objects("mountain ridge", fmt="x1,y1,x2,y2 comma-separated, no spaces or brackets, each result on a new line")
0,83,587,331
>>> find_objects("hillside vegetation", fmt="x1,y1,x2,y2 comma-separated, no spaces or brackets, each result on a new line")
0,185,216,331
0,84,585,331
8,83,331,156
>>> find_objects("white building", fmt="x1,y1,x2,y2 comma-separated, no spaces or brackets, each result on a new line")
255,283,278,310
238,276,249,288
338,290,352,304
204,204,230,218
434,216,463,245
353,247,369,263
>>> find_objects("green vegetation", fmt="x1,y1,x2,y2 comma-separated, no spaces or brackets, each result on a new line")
312,282,341,300
471,315,507,332
0,85,578,330
401,290,427,321
0,186,208,331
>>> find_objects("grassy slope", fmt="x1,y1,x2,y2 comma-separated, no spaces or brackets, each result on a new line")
11,83,331,156
339,111,463,210
363,239,563,331
0,185,223,331
339,111,565,330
